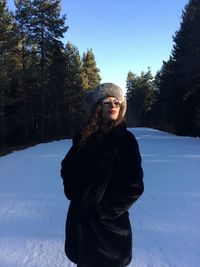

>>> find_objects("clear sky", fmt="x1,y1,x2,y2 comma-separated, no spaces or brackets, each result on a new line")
8,0,189,92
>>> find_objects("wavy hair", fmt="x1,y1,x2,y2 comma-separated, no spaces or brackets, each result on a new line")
79,99,125,144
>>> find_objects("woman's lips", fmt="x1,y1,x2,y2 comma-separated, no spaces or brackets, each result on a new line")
108,110,117,114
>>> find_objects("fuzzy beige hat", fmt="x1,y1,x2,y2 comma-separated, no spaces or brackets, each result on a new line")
84,83,127,117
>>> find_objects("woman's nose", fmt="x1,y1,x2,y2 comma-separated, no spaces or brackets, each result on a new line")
110,102,115,108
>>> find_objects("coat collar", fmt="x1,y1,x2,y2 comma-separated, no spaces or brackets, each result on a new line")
102,120,127,144
91,120,127,156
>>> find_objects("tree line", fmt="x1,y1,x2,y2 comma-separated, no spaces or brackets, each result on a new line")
126,0,200,137
0,0,199,155
0,0,100,154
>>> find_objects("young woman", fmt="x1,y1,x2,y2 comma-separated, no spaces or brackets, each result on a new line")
61,83,144,267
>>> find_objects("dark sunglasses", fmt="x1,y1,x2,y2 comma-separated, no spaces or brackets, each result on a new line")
102,98,121,108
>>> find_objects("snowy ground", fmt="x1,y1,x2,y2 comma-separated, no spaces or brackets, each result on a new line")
0,128,200,267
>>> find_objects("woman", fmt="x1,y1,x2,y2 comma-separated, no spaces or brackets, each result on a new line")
61,83,144,267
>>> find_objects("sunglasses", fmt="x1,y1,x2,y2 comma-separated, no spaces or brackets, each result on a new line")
102,98,121,108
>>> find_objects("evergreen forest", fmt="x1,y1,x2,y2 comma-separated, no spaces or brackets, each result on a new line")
0,0,199,155
126,0,200,137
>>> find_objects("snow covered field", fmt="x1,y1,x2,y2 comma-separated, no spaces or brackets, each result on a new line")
0,128,200,267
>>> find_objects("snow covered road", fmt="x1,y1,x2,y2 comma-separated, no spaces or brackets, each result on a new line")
0,128,200,267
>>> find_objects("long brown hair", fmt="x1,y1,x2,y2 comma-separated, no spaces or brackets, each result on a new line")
79,99,125,144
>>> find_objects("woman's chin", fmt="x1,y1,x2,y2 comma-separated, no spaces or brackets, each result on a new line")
110,115,118,121
103,115,117,123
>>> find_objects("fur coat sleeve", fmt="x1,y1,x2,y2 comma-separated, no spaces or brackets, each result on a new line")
60,133,81,200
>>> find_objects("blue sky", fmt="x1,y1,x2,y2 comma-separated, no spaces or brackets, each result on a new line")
8,0,188,92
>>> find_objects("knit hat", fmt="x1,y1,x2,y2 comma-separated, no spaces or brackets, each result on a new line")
84,83,127,117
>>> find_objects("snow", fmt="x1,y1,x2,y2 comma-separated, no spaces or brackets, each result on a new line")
0,128,200,267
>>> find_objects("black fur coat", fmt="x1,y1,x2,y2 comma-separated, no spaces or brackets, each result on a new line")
61,122,144,267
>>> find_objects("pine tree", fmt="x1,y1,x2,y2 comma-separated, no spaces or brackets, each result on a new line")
46,42,67,137
126,71,137,102
126,69,156,126
154,59,178,132
14,0,33,143
64,42,85,136
156,0,200,136
126,71,137,125
0,0,20,147
30,0,68,139
82,49,101,90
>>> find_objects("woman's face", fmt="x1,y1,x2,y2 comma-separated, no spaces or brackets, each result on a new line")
101,97,121,123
